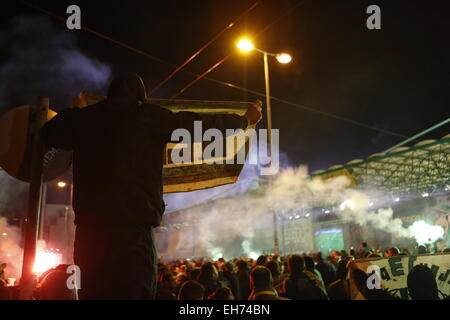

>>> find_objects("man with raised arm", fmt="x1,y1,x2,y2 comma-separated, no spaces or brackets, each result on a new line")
42,73,262,299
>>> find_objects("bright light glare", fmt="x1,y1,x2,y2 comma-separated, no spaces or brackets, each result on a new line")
1,232,7,236
249,252,259,260
421,192,429,198
324,210,331,214
394,197,400,202
57,181,67,188
237,39,254,52
276,53,292,63
305,213,310,217
409,220,444,244
295,215,300,219
340,200,355,211
213,252,223,261
33,250,62,275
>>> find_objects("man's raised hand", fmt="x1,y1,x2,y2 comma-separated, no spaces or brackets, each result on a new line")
245,99,263,126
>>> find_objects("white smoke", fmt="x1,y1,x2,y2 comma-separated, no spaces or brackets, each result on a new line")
0,15,112,113
409,220,445,244
0,217,23,279
163,165,444,259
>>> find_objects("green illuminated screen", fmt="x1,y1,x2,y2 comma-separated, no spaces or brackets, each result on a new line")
315,228,344,256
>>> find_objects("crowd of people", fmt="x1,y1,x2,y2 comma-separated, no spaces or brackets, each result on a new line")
155,243,449,300
1,242,449,300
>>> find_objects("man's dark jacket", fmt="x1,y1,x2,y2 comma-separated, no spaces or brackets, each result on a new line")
42,76,247,229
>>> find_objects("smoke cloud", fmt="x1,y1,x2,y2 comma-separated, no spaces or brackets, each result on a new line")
164,165,443,259
0,15,112,113
0,217,23,279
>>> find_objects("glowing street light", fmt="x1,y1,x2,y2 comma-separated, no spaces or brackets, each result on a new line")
235,37,293,160
57,181,67,188
237,39,254,52
276,53,292,64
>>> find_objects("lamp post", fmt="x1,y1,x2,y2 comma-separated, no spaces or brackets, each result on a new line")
237,38,291,158
237,38,292,255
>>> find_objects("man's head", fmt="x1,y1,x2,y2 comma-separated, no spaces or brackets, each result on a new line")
178,280,205,300
315,252,324,263
265,260,281,278
255,255,268,266
34,267,77,300
361,242,368,248
250,266,272,291
198,262,218,282
336,260,349,280
289,254,305,274
303,256,315,273
407,265,439,300
417,245,427,254
107,73,147,104
387,247,400,257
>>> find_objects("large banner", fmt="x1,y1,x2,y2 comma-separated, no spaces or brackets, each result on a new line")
81,95,254,193
355,253,450,299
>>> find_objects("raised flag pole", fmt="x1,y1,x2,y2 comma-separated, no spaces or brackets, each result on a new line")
19,96,49,299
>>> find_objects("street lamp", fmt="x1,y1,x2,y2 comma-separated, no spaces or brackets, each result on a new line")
236,38,292,159
237,38,292,255
57,180,73,207
57,181,67,188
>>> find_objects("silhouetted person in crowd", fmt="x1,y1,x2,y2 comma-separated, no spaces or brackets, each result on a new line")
255,255,268,266
34,265,77,300
417,245,428,254
315,252,337,287
208,286,234,300
249,266,288,300
197,262,222,299
0,264,11,300
156,271,177,300
327,259,351,300
407,265,439,300
265,260,284,293
304,256,323,282
220,262,240,300
359,242,371,258
190,268,201,281
178,280,205,300
42,73,262,299
283,255,327,300
303,256,326,294
387,247,400,257
236,260,251,300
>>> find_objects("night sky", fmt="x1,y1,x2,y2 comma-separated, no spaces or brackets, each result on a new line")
1,0,449,172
